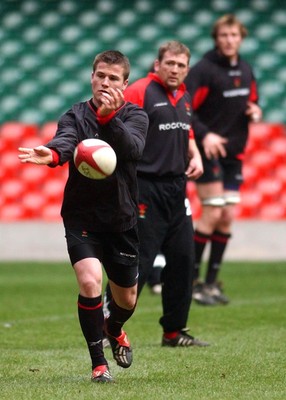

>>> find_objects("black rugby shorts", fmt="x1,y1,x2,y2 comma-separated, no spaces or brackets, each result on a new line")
65,226,139,287
197,155,243,190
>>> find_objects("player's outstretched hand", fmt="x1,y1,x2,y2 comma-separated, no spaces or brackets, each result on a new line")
18,145,53,165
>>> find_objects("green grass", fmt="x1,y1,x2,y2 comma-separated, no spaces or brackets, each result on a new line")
0,261,285,400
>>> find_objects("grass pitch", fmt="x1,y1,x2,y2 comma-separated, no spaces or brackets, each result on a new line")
0,261,285,400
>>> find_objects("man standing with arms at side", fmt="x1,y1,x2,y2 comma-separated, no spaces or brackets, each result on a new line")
185,14,262,305
105,41,208,347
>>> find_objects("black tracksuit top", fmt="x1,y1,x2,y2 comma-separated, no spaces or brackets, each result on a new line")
46,100,148,232
124,73,194,177
185,49,259,157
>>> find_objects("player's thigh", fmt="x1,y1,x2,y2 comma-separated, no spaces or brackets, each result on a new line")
196,181,224,199
73,257,103,297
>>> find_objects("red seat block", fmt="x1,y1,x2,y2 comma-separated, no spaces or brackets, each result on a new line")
269,137,286,164
1,122,38,150
238,189,263,218
2,151,21,178
40,121,58,142
247,150,278,178
21,192,46,218
258,203,286,220
2,179,25,202
242,163,260,188
256,178,283,204
0,204,25,220
41,203,62,221
42,178,65,202
20,164,48,184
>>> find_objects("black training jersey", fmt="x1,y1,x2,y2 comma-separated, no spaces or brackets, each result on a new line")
185,49,259,157
124,73,194,177
45,100,148,232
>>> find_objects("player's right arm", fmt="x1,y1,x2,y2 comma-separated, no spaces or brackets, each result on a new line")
18,145,53,165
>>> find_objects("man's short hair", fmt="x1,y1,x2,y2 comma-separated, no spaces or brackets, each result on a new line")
211,14,248,39
92,50,130,80
157,40,191,64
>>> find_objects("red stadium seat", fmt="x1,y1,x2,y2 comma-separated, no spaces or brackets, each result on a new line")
41,203,62,221
247,150,278,178
190,195,202,220
20,164,49,190
274,164,286,190
2,151,20,179
42,178,65,202
269,136,286,164
248,123,284,149
256,178,283,204
21,192,46,218
186,181,197,200
247,123,271,150
258,203,286,220
2,179,25,202
0,122,38,151
238,189,263,218
20,137,42,149
40,121,58,142
280,192,286,210
0,203,25,220
241,163,260,188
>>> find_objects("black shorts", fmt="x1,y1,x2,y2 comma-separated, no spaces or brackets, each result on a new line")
65,227,139,288
196,155,243,190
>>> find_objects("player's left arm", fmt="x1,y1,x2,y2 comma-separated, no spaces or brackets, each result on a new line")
185,134,204,180
245,101,263,122
245,75,263,122
98,105,149,161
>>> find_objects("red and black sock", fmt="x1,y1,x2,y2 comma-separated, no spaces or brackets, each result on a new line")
194,230,211,280
77,294,106,369
205,230,231,284
105,299,136,338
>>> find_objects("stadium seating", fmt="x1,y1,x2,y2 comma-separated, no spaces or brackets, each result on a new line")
0,1,285,220
0,0,285,125
187,122,286,220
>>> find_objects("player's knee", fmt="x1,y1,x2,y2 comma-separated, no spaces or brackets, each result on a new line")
114,286,137,310
80,277,102,297
202,202,223,223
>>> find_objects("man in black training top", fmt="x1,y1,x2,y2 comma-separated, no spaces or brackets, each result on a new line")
185,14,262,305
105,41,209,347
18,50,148,383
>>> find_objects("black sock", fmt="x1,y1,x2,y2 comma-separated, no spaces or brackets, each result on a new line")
194,230,211,280
205,230,231,284
106,299,136,337
77,294,107,369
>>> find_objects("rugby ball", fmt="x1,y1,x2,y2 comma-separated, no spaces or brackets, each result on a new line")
74,138,117,179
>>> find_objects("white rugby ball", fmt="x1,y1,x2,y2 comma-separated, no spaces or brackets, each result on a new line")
74,138,117,179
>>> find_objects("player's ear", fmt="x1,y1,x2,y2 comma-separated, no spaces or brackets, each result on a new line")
122,79,129,91
154,59,160,72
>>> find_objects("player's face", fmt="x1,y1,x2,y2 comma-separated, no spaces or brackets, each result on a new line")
154,51,190,91
215,24,242,62
91,62,128,106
